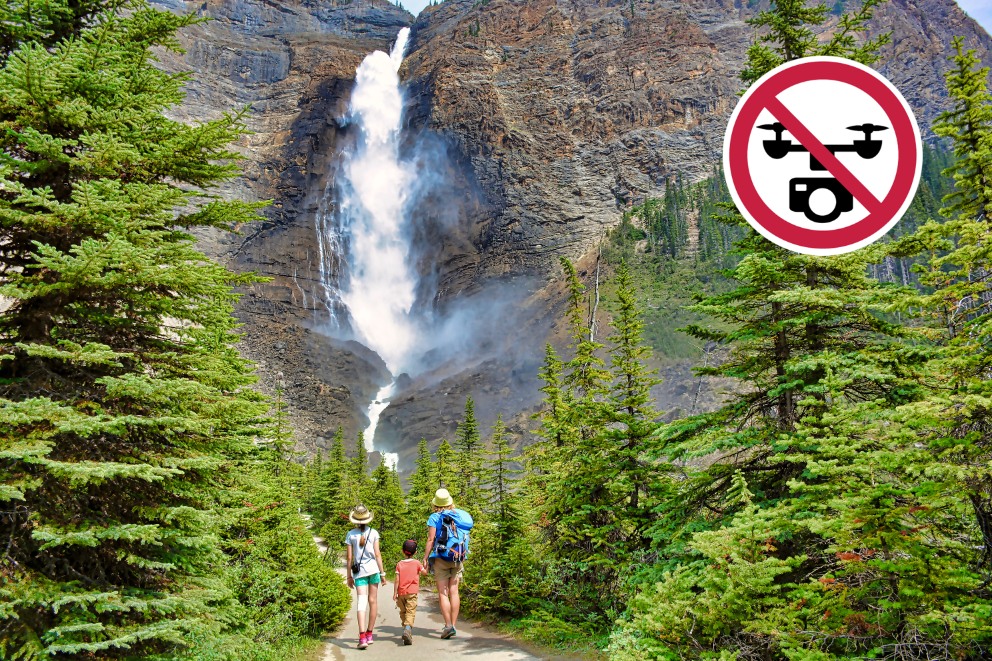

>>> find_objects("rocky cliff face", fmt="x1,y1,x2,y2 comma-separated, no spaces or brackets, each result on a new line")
154,0,411,446
155,0,991,470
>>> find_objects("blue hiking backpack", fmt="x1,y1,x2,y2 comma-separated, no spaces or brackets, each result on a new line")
434,508,474,563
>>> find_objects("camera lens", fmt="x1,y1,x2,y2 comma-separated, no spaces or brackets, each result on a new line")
789,177,854,223
808,188,837,218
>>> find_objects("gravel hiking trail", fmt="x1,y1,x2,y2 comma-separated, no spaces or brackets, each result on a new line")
314,536,545,660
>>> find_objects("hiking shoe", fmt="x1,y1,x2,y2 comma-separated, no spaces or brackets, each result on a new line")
402,626,413,645
440,625,456,639
357,632,368,650
365,630,374,645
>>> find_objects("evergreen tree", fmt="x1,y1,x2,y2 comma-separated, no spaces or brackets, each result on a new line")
604,262,661,549
434,439,457,498
266,386,297,474
464,415,537,617
351,431,369,482
454,396,483,511
608,1,992,658
0,1,271,655
302,449,324,514
366,457,408,569
407,438,436,521
482,415,522,548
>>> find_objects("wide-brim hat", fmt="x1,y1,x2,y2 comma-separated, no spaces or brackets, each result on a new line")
349,504,374,525
432,488,454,508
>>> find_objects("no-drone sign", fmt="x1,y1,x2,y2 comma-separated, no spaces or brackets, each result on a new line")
723,57,922,256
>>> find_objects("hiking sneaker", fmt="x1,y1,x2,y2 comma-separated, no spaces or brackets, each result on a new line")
402,626,413,645
365,630,374,645
440,625,456,639
357,632,368,650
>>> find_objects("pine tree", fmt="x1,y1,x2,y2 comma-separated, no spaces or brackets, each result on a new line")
465,415,537,617
454,396,483,511
604,262,661,549
407,438,436,520
266,386,297,473
329,425,347,471
0,1,270,655
434,439,457,498
366,457,408,569
608,2,992,658
483,415,522,548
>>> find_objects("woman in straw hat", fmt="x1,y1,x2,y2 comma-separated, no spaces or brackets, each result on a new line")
344,504,385,649
421,488,465,640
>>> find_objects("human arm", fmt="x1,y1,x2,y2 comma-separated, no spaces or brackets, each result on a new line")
373,535,385,582
392,562,399,601
422,524,436,569
344,537,355,589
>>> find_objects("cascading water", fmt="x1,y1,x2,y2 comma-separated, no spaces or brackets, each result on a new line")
317,28,414,468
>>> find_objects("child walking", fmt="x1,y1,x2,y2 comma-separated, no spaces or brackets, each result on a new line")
393,539,428,645
344,505,386,650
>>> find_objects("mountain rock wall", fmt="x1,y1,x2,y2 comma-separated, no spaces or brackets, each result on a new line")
154,0,991,468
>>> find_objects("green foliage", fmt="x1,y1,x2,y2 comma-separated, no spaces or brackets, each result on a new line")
199,462,349,659
609,7,992,661
365,457,408,569
463,416,539,617
454,396,484,511
0,0,281,656
406,438,436,523
434,438,457,497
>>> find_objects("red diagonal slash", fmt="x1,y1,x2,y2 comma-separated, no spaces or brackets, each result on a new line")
765,96,884,216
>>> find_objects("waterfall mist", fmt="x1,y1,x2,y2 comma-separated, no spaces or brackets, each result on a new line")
317,27,538,467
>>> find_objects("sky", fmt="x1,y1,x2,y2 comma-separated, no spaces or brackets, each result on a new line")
957,0,992,35
401,0,429,15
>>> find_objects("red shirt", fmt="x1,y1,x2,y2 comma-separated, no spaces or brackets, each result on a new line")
396,558,426,595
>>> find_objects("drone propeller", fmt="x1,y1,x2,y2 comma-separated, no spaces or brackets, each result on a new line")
847,123,889,139
758,122,787,140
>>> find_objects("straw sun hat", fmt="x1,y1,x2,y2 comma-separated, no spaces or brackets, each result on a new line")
431,488,454,508
349,504,374,525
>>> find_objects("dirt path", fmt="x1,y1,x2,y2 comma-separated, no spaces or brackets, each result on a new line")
315,537,541,660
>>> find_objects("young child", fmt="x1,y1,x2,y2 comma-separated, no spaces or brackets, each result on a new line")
393,539,428,645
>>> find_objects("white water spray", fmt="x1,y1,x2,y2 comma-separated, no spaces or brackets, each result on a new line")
364,381,398,469
331,28,414,469
338,27,416,375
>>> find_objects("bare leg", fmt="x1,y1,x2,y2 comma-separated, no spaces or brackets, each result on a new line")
449,575,461,628
367,582,379,631
356,584,369,633
437,578,452,627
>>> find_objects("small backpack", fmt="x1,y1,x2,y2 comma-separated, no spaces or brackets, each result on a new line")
434,509,473,563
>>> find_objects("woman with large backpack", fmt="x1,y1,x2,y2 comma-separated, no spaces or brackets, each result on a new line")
421,488,473,640
344,504,386,650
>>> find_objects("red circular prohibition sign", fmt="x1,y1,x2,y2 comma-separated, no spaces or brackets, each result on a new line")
727,59,920,252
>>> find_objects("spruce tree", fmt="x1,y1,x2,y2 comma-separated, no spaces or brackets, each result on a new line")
608,1,992,658
366,457,407,569
482,415,522,548
407,438,436,520
466,415,536,617
454,396,483,511
0,1,269,655
434,439,457,497
604,262,661,549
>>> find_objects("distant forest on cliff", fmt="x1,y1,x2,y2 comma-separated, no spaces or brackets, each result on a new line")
3,0,992,659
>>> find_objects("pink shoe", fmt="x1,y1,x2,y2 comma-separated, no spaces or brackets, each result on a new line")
357,632,368,649
366,630,374,645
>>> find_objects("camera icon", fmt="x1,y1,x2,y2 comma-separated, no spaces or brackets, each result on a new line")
759,122,887,224
789,178,853,223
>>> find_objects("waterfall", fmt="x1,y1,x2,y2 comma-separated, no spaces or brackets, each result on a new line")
315,28,413,468
337,27,416,376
